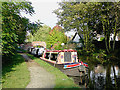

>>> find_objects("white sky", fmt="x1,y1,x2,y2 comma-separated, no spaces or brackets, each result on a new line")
22,0,77,39
21,0,61,28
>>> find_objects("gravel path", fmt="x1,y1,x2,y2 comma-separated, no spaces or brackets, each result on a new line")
21,53,55,88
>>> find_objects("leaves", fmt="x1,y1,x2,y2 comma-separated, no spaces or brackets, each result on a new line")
32,25,51,42
54,2,96,53
54,1,120,54
47,26,67,50
2,1,35,62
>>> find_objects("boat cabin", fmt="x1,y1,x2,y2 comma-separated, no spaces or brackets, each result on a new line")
41,49,78,64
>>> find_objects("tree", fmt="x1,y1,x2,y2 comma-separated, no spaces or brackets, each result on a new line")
26,33,33,43
54,2,97,54
54,1,120,54
47,26,67,50
29,20,43,35
2,1,34,63
15,17,30,44
95,2,120,53
0,1,2,55
33,25,51,42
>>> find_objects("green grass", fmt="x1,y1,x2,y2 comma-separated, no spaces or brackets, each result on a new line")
0,78,1,89
2,54,30,88
27,54,80,89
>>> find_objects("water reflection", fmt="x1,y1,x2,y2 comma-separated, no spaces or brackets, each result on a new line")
90,65,120,89
69,64,120,89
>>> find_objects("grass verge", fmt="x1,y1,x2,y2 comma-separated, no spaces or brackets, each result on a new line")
2,54,30,88
27,53,80,89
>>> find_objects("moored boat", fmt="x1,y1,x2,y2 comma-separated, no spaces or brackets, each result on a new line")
40,49,88,76
40,49,78,64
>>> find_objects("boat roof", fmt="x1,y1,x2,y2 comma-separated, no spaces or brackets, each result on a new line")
46,49,77,52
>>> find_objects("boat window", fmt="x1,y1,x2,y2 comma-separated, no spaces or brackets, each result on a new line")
50,53,58,61
31,48,34,52
36,49,39,54
64,52,71,62
45,53,50,59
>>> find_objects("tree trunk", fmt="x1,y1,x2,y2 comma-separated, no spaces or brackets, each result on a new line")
113,66,118,89
105,64,113,89
102,20,110,53
113,17,117,51
105,36,109,53
108,20,111,50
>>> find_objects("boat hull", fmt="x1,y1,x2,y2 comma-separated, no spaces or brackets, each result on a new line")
40,57,88,76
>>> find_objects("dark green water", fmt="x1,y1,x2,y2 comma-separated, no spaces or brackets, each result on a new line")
69,64,120,89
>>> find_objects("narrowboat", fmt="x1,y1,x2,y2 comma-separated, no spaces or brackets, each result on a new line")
40,49,78,64
28,47,34,54
36,47,45,56
40,49,88,76
28,47,45,56
31,48,39,55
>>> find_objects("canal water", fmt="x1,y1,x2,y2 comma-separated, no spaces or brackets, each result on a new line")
69,64,120,89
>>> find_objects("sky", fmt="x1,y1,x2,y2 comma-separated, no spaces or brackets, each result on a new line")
22,0,61,28
21,0,78,40
21,0,77,37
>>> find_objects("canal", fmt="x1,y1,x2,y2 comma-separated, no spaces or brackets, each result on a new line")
68,64,120,89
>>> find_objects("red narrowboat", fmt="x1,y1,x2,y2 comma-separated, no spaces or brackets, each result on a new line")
39,49,88,76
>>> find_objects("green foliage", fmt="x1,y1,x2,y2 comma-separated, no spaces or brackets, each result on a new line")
98,2,120,53
118,31,120,38
0,1,2,55
34,46,43,48
29,20,43,35
2,1,34,62
100,37,105,41
33,25,51,42
26,33,33,42
54,1,120,54
47,27,67,50
54,2,97,53
92,49,107,64
63,42,77,49
16,17,30,44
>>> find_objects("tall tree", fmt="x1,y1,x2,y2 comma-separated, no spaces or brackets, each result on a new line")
15,17,30,44
0,1,2,55
54,2,97,54
26,33,33,43
33,25,51,42
2,1,34,62
47,25,67,50
29,20,43,35
54,1,120,54
96,2,120,53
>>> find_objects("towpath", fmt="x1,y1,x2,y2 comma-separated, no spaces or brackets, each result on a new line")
20,53,55,88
